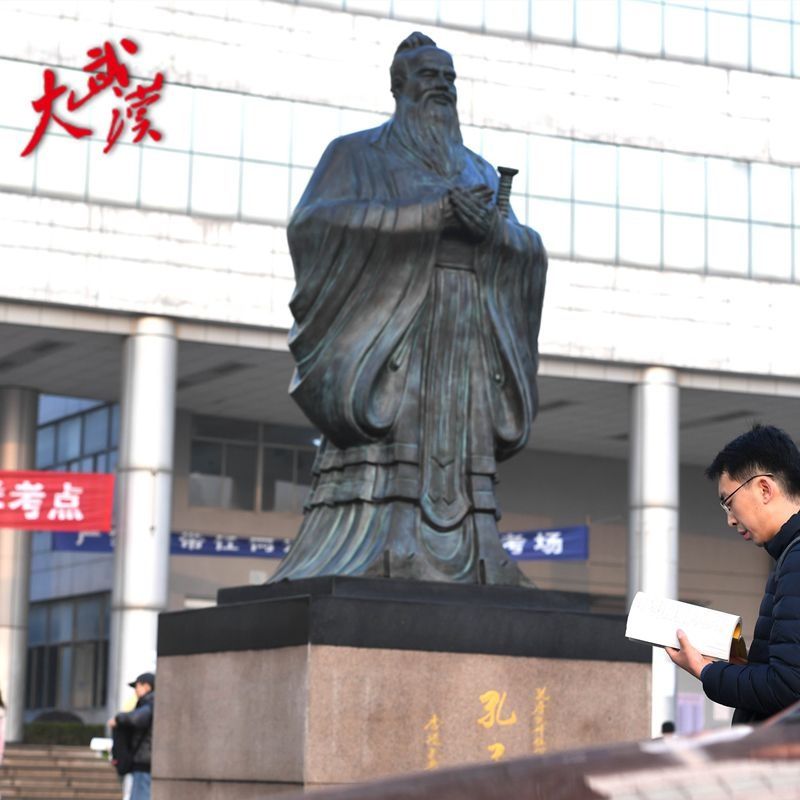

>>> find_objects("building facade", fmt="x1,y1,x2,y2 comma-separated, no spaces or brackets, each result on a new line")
2,0,800,739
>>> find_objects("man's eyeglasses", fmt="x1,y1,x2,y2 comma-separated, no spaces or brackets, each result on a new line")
719,473,773,513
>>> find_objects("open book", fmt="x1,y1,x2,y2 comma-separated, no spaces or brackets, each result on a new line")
626,592,747,662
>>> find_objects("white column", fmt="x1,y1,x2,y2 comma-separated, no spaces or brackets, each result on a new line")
0,387,37,742
628,367,679,738
108,317,177,715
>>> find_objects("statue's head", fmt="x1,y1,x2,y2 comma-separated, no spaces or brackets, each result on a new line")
389,32,463,177
390,32,457,109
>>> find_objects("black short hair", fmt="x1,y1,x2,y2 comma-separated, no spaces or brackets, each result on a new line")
660,720,675,734
705,424,800,497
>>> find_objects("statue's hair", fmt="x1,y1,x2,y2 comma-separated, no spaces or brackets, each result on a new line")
390,32,439,98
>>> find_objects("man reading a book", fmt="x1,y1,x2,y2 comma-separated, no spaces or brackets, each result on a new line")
666,424,800,724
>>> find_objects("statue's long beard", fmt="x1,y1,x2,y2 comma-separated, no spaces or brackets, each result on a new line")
392,95,464,179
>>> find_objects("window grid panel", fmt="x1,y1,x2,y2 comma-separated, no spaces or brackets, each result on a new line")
292,0,800,77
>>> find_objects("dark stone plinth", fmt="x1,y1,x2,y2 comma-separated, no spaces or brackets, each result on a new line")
153,579,651,799
157,577,646,664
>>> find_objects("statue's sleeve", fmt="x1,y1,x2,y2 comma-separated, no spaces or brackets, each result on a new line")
477,160,549,460
286,132,446,448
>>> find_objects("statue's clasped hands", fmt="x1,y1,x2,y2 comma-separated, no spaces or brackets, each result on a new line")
447,184,497,242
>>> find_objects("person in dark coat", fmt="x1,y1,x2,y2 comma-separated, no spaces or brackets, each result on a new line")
667,425,800,723
109,672,155,800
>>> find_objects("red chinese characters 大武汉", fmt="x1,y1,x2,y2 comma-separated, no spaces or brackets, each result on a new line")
20,37,164,157
0,470,115,531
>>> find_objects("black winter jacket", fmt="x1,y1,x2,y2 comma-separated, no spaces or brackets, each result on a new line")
115,690,154,771
701,512,800,723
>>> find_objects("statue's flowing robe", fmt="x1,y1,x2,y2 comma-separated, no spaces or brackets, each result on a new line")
271,121,548,583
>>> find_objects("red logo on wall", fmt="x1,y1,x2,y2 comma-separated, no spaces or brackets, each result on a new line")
0,471,115,531
20,37,164,156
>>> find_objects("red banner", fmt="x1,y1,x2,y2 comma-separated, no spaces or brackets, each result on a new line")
0,470,115,531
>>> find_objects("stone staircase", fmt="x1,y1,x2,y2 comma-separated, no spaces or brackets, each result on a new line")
0,744,121,800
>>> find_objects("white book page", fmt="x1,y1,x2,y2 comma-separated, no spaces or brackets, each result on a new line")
626,592,741,661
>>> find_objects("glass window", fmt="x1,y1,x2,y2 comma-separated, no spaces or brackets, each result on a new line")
663,152,705,214
619,209,661,266
262,424,319,447
440,0,482,28
664,5,705,60
226,444,257,510
241,162,291,222
49,603,73,644
291,104,341,168
71,642,95,709
707,158,748,219
529,197,571,256
190,154,240,216
190,440,223,475
461,125,483,156
707,218,749,275
531,0,574,42
392,0,438,23
620,0,662,55
663,214,705,271
34,135,88,198
751,17,792,74
751,223,792,279
28,606,47,646
757,0,791,20
297,450,316,487
139,148,190,211
56,416,82,463
510,194,528,226
531,0,575,41
262,446,295,511
573,203,616,261
340,109,388,136
242,98,292,164
346,0,391,12
75,597,101,641
707,10,749,69
192,89,243,158
794,23,800,78
574,142,616,205
576,0,618,48
110,404,120,448
484,0,528,35
751,163,791,224
36,424,56,468
529,136,571,199
619,147,661,210
82,406,109,455
482,129,527,179
0,128,36,191
152,83,194,152
290,166,314,211
192,415,258,441
87,140,140,205
2,60,47,129
57,646,72,708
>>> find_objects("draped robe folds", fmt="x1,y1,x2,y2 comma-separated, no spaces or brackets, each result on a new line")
270,121,548,585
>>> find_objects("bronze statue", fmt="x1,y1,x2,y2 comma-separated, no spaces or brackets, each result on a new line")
270,32,548,585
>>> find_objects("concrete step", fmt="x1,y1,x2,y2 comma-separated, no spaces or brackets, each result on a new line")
0,743,122,800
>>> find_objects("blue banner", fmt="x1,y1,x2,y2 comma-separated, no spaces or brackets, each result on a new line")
51,531,292,558
51,526,589,561
499,525,589,560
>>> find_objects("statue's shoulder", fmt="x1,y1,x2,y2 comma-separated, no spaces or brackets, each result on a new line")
462,147,500,186
324,123,389,157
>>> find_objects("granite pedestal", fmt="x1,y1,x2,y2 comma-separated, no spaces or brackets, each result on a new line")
152,578,650,799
